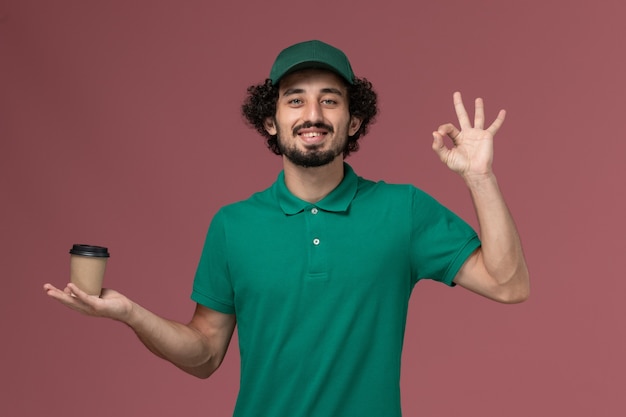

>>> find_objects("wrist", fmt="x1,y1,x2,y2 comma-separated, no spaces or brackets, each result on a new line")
462,171,497,189
117,299,140,326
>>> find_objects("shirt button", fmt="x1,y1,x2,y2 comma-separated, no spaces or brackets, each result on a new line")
313,238,320,245
311,208,318,214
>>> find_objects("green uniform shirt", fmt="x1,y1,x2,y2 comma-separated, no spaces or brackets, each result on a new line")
192,163,480,417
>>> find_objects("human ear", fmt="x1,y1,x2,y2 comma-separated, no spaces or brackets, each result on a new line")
264,117,277,135
348,116,362,136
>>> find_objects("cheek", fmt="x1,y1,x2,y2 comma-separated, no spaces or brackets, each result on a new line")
274,110,298,130
275,120,291,137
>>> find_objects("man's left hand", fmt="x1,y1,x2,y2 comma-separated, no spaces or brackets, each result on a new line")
432,92,506,180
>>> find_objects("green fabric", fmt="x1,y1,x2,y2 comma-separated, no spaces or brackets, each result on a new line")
269,40,355,85
192,163,480,417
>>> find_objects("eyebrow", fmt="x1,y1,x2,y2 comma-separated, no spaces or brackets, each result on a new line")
282,87,344,97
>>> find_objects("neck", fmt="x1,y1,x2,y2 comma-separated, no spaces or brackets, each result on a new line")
282,157,345,203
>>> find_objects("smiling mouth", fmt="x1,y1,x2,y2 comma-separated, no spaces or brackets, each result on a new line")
300,131,326,138
293,122,333,135
297,130,327,145
298,132,326,139
294,122,333,146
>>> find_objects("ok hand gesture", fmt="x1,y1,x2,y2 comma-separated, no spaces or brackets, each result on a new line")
432,92,506,179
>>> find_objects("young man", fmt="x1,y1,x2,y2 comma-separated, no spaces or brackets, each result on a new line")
44,40,529,416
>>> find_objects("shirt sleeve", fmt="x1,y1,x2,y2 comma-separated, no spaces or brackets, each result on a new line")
191,209,236,314
410,187,481,286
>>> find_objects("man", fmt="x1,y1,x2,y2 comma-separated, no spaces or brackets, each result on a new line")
44,40,529,416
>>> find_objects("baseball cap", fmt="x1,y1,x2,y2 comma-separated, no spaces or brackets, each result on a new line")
269,40,355,85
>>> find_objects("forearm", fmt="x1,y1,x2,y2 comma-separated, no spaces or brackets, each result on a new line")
124,302,220,378
465,173,529,291
44,283,230,377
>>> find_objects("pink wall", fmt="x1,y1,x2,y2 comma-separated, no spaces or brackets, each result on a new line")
2,0,625,415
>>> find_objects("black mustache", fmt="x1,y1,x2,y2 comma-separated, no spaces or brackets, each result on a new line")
292,122,334,136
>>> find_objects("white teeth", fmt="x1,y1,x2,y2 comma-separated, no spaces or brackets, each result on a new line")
301,132,324,138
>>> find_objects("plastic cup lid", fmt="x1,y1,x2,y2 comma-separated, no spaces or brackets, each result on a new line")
69,244,110,258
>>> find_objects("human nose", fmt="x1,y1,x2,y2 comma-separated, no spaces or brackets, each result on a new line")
304,100,323,123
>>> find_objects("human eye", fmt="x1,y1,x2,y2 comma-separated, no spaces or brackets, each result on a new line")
288,98,303,106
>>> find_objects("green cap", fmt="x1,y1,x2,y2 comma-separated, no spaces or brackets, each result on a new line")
269,40,355,85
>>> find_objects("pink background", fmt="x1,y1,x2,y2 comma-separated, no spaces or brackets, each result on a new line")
2,0,625,415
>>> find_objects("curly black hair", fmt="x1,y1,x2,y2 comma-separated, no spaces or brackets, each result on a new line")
241,76,378,157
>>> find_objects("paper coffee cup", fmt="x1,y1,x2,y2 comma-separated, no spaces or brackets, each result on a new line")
69,244,110,296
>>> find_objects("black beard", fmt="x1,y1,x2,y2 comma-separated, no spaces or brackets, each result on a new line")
276,122,347,168
279,142,341,168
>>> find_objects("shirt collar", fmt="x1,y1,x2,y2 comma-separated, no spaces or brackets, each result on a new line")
275,163,358,215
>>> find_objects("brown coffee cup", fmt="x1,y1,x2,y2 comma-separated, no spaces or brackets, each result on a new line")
69,244,110,296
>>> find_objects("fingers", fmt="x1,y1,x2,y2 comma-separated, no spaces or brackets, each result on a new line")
67,282,88,299
436,123,461,144
474,98,485,130
451,92,505,135
487,109,506,136
43,283,66,299
44,282,96,311
453,92,471,130
43,283,70,298
431,131,450,163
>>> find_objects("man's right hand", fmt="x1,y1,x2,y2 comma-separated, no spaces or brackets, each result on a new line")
43,282,236,379
43,283,133,322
